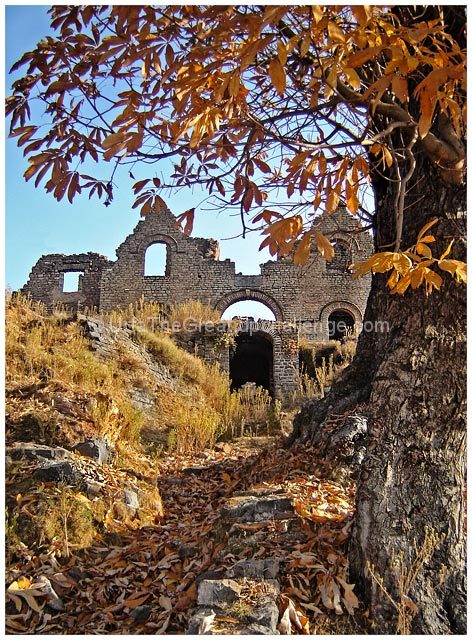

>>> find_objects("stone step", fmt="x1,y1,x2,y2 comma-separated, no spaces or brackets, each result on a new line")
189,576,281,635
221,494,295,523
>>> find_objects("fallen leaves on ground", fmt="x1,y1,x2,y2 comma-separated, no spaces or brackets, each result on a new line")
6,440,361,634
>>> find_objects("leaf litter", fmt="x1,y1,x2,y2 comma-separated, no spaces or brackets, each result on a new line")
6,440,362,634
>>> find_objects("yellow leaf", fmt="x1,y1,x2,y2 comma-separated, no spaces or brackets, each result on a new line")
417,218,438,241
424,268,443,292
391,273,412,295
418,90,438,138
300,32,311,57
439,239,454,260
17,577,32,590
269,58,286,95
416,242,432,258
343,66,361,89
438,259,467,283
351,6,368,26
347,45,383,68
293,231,312,265
315,231,334,261
277,39,287,65
410,266,425,289
311,6,324,24
328,20,345,44
387,269,400,289
326,188,340,214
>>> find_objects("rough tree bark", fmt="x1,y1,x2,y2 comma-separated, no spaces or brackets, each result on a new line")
291,150,466,635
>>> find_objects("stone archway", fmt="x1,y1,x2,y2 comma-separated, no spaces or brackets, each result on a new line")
215,289,284,321
319,300,363,338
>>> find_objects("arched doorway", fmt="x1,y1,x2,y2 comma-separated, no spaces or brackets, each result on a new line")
328,310,355,340
229,331,274,395
215,289,284,321
221,300,276,321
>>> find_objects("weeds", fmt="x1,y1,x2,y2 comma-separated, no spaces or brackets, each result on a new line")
367,526,446,634
167,299,221,326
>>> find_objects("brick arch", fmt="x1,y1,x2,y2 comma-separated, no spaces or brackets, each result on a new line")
319,300,363,330
137,233,179,254
215,289,284,321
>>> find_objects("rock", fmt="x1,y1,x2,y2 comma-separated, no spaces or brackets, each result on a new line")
8,442,72,462
85,480,102,498
187,607,218,634
246,599,279,632
123,488,140,516
226,559,280,580
73,438,111,465
129,605,151,623
221,494,294,523
36,576,65,612
197,579,242,607
34,461,83,485
236,623,277,634
195,570,226,586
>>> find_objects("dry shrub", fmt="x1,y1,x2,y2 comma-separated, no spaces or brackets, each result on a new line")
103,297,164,330
168,402,223,453
167,299,221,327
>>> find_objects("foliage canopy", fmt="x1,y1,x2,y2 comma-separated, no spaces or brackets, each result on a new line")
6,5,466,293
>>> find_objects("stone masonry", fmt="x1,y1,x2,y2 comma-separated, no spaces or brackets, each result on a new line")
21,201,372,399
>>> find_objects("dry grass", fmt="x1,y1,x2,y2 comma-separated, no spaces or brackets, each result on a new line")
167,299,221,326
6,295,145,448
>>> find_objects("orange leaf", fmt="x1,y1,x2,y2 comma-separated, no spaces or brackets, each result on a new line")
268,58,286,94
315,231,334,261
293,231,312,265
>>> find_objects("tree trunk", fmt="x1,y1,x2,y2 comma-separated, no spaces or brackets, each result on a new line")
350,154,466,634
292,152,466,633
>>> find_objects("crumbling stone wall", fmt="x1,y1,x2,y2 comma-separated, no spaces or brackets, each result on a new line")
96,201,371,339
21,200,372,398
21,253,112,312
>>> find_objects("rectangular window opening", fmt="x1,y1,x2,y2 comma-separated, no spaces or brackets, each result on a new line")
62,271,83,292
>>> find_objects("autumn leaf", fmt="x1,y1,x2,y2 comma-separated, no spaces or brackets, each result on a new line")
268,57,286,94
315,231,335,261
293,231,312,265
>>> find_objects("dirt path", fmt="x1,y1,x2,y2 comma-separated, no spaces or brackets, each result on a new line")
6,438,362,634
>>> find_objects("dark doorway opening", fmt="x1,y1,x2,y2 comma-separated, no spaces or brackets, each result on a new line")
328,310,355,340
230,332,273,395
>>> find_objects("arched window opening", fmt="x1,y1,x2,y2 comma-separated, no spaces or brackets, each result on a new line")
328,310,355,340
145,242,168,276
327,242,351,272
62,271,83,292
221,300,276,321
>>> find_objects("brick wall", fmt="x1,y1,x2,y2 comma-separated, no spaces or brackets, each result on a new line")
21,201,372,397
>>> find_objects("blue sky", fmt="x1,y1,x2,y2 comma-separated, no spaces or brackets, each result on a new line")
5,5,279,318
4,5,373,321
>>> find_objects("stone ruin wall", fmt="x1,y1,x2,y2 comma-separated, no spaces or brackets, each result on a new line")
21,201,372,399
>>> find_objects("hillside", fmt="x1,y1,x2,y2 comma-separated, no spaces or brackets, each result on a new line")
5,297,367,635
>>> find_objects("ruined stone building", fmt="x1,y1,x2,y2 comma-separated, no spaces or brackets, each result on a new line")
21,201,372,398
